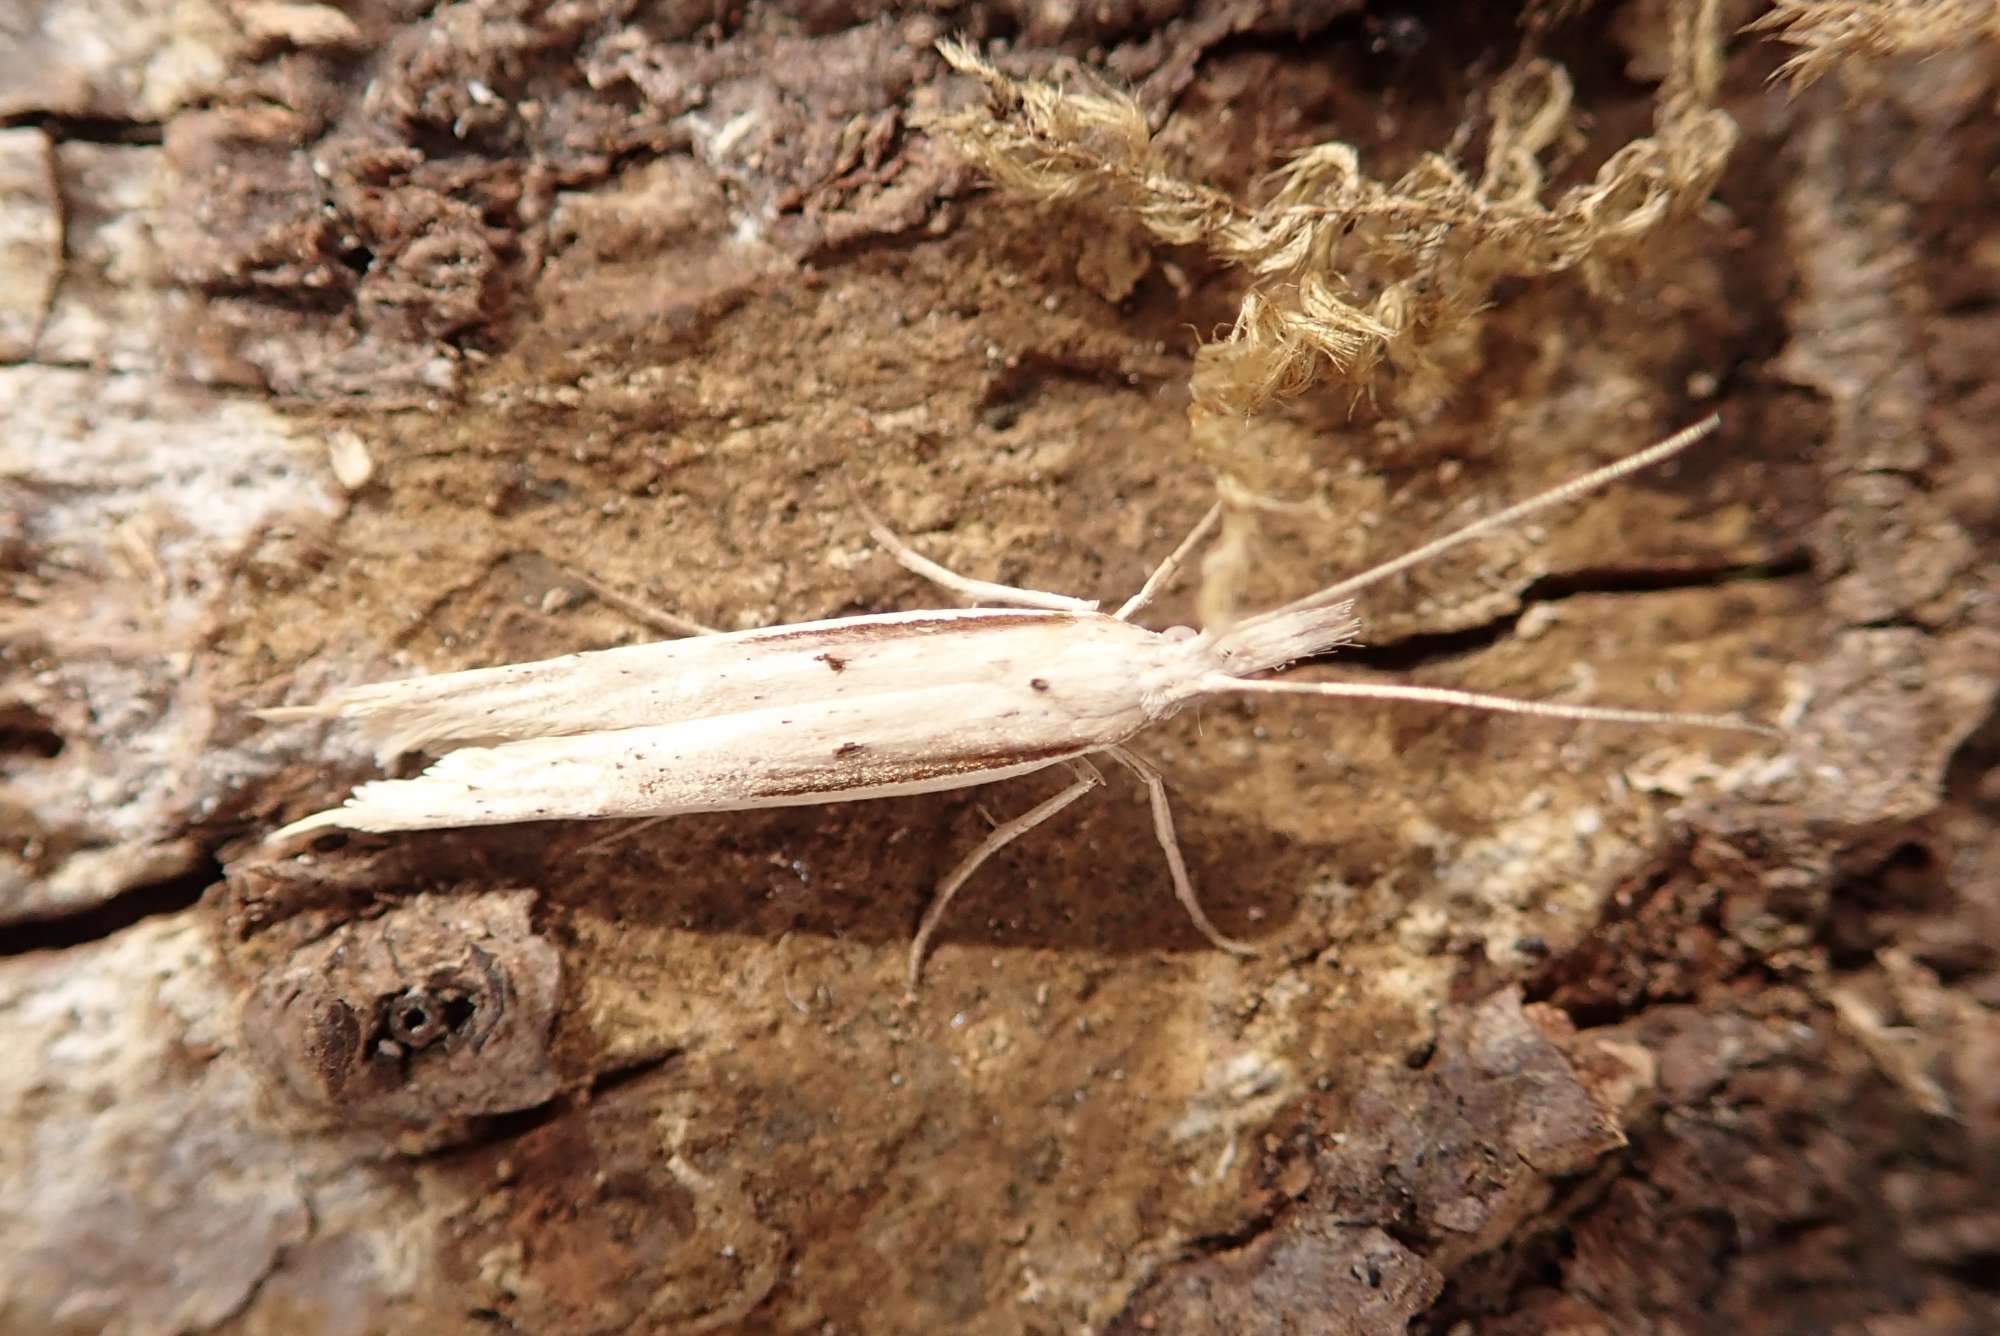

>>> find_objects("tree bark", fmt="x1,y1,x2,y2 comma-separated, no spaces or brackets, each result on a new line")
2,3,1995,1333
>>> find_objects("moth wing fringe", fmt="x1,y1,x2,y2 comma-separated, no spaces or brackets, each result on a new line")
255,679,539,764
265,736,529,842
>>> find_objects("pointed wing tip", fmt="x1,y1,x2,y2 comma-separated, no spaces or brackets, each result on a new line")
265,807,350,846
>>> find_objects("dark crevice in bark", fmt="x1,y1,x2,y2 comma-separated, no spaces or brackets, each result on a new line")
0,702,66,759
1180,1204,1288,1258
0,850,218,955
585,1050,681,1099
1523,549,1815,601
1943,697,2000,809
1334,547,1813,673
415,1050,683,1161
1945,1254,2000,1295
1338,617,1512,674
0,111,165,144
413,1095,571,1165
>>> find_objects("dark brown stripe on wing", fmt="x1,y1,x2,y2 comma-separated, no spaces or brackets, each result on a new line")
755,739,1087,798
749,610,1079,650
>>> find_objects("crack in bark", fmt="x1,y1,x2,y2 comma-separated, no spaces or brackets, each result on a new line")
406,1048,683,1163
587,1049,683,1099
1331,547,1813,672
1181,1202,1290,1256
0,847,218,956
0,112,164,145
203,1192,318,1335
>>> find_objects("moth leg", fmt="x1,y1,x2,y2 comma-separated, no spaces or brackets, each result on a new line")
1114,502,1222,622
1104,745,1260,957
547,560,720,637
862,515,1099,614
907,759,1103,998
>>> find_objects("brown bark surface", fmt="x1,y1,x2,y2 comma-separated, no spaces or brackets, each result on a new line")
2,3,1995,1333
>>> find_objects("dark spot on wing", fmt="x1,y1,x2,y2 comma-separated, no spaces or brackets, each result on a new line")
835,741,864,757
1029,678,1050,692
817,653,847,673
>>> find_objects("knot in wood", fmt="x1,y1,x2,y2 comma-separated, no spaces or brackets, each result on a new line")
381,984,477,1050
241,889,562,1126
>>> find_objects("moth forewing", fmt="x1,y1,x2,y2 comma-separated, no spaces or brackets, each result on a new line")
266,609,1198,842
263,607,1180,766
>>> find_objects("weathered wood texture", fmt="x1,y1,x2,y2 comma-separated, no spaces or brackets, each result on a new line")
2,3,1994,1332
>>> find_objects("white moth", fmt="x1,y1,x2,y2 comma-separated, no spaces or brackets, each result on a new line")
265,417,1771,990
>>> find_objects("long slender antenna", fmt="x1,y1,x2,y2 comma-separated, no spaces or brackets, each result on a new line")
1207,675,1778,736
1230,415,1723,633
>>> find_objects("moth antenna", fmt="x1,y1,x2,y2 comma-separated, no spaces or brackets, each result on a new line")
544,560,719,637
1228,415,1723,637
1206,676,1780,736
